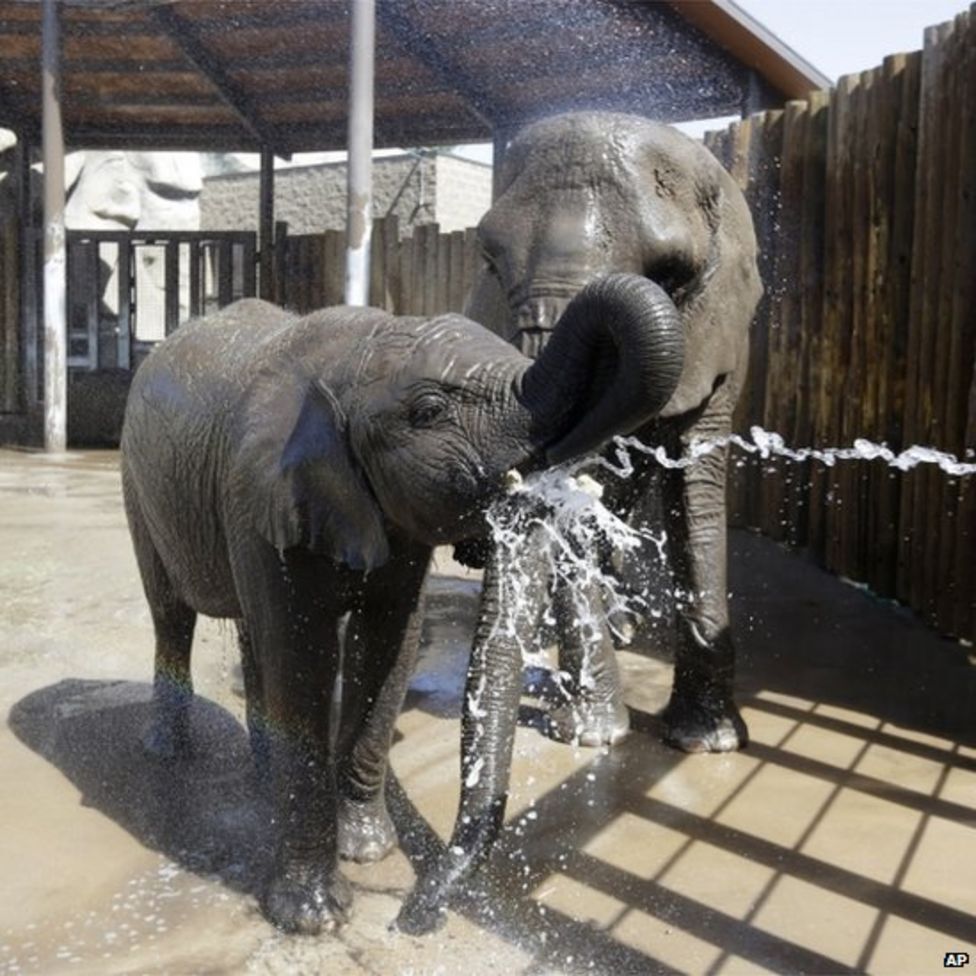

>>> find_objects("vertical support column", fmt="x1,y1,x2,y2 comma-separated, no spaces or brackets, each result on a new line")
492,126,513,200
12,134,31,414
259,147,274,300
41,0,66,451
741,70,764,118
344,0,375,306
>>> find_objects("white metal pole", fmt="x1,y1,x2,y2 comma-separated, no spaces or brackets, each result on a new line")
344,0,375,306
42,0,66,451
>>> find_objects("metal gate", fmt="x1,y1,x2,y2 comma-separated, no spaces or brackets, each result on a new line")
60,229,257,372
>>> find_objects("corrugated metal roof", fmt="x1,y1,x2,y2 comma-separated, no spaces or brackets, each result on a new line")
0,0,831,153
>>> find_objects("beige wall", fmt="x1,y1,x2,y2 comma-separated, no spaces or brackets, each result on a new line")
200,152,492,237
433,154,493,233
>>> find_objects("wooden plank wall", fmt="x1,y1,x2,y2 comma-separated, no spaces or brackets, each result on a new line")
708,7,976,642
277,216,480,317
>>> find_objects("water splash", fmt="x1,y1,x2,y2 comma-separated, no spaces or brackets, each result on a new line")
481,426,976,723
590,426,976,478
484,468,667,682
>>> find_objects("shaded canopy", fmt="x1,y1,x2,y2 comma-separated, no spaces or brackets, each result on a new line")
0,0,830,154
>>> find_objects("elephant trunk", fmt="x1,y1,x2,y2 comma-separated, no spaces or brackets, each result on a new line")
397,532,543,934
519,273,684,464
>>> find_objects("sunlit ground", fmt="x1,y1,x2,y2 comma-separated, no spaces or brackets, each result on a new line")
0,449,972,975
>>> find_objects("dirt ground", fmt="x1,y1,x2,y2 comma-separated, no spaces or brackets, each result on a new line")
1,448,974,975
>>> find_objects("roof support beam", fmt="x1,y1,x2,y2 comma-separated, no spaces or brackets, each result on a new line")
149,4,277,149
41,0,66,452
344,0,375,307
375,0,496,131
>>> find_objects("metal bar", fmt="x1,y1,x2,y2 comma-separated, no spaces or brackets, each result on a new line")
273,220,288,306
84,241,99,367
344,0,375,306
259,147,274,299
242,236,257,299
20,144,37,409
149,4,277,149
8,135,28,413
42,0,66,451
116,238,131,369
65,229,257,244
164,240,179,334
218,239,233,306
189,239,201,318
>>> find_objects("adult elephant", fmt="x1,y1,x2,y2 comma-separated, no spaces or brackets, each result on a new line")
120,280,683,936
464,111,762,750
399,112,761,932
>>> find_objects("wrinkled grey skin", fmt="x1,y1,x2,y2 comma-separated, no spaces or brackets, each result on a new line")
121,280,683,936
398,112,761,933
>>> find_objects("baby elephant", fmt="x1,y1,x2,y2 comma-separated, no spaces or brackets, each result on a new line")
120,280,683,934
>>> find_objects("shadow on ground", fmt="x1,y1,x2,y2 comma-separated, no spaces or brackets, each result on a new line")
8,679,270,896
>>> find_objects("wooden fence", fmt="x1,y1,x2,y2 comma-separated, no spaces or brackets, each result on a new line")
274,216,481,317
707,8,975,642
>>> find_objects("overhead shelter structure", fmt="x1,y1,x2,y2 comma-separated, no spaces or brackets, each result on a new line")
0,0,830,446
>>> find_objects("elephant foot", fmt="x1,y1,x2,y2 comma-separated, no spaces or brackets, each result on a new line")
547,697,630,747
261,866,352,935
338,797,396,864
141,713,193,761
661,694,748,754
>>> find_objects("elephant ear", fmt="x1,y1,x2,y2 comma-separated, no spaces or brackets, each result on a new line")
242,377,390,572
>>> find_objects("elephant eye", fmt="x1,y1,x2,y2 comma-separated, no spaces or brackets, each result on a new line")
647,255,699,302
409,392,450,428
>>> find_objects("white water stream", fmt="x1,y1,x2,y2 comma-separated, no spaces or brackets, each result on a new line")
477,428,976,732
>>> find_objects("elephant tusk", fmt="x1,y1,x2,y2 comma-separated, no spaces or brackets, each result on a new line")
503,468,524,493
573,473,604,500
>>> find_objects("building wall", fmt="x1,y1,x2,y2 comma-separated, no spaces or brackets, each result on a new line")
199,152,492,236
433,154,494,233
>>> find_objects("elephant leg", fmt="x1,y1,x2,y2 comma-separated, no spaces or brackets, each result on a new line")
144,599,197,760
127,492,197,760
661,379,748,753
548,574,629,747
236,619,270,786
336,544,431,864
231,541,350,935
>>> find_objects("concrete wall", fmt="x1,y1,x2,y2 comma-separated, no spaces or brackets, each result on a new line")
433,154,494,232
200,152,492,236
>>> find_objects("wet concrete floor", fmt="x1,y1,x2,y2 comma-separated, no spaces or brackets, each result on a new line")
0,448,974,975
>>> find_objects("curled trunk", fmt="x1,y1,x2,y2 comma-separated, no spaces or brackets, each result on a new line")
520,273,684,464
